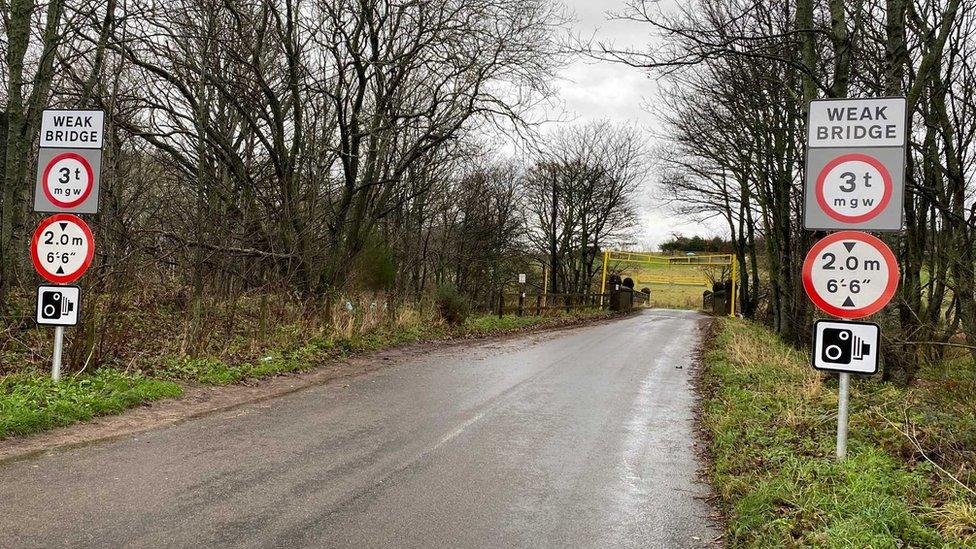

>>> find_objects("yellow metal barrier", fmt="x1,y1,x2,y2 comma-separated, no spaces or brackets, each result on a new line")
599,250,738,317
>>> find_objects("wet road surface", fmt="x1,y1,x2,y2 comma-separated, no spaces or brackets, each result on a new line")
0,309,719,548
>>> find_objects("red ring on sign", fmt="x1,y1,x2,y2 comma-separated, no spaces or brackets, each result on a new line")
41,152,94,208
815,153,893,223
802,231,898,319
30,214,95,284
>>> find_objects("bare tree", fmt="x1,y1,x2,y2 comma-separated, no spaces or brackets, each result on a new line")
525,121,644,295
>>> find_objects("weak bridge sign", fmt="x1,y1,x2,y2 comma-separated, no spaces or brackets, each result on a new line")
803,97,907,232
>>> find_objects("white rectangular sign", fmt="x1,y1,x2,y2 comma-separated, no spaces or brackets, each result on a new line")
811,320,879,375
804,97,907,231
518,273,526,284
40,110,104,149
35,285,81,326
807,97,906,149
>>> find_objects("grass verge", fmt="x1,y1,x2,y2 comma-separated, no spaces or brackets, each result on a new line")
700,318,976,547
157,309,617,385
1,309,619,440
0,370,182,439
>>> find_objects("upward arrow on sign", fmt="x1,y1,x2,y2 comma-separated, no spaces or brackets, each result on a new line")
843,296,855,307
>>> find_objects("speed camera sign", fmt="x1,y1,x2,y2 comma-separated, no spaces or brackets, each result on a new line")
30,214,95,283
802,231,898,318
812,320,880,375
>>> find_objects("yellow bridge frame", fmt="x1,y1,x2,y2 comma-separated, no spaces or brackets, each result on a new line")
599,251,738,317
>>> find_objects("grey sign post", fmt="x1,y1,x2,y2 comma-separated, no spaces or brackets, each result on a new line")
803,97,907,461
32,109,103,381
811,320,880,460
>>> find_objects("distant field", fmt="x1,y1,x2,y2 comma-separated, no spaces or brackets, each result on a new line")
605,255,730,311
646,284,706,310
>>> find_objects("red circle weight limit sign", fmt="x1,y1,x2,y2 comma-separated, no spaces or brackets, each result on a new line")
41,152,94,208
803,231,898,319
815,153,893,224
30,214,95,284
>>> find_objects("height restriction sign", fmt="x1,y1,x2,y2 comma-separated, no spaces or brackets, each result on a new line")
30,214,95,284
804,97,907,231
802,231,898,319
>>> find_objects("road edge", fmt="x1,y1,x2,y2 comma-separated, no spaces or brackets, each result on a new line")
691,316,728,548
0,310,639,465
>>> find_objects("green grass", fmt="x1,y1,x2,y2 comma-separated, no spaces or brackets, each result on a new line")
0,370,182,440
158,309,615,385
702,318,976,547
0,308,619,442
647,284,706,310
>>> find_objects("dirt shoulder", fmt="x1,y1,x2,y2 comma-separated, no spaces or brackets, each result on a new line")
0,311,632,465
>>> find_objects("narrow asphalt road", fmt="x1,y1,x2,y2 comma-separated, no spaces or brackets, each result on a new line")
1,309,719,548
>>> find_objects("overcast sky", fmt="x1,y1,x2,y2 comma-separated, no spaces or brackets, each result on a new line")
543,0,724,250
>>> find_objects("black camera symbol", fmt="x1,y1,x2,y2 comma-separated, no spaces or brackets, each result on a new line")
821,328,871,365
40,290,74,320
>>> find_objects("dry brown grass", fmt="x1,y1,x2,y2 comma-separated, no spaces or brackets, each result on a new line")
929,500,976,544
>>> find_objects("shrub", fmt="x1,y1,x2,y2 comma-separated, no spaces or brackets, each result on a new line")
435,284,470,325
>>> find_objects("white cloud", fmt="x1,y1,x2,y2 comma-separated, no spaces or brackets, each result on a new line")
533,0,727,249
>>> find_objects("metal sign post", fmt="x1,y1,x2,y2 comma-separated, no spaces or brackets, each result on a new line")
836,373,850,459
802,97,907,461
518,274,526,317
51,326,64,382
31,109,104,381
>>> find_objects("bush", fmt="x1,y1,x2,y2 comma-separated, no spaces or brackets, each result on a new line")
435,284,470,325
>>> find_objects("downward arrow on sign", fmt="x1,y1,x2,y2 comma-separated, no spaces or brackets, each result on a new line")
843,242,856,252
58,222,68,231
